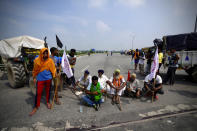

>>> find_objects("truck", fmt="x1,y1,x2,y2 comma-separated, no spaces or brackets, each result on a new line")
153,33,197,82
0,35,45,88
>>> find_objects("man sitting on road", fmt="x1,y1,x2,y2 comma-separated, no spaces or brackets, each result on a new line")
82,76,106,111
98,69,110,94
143,72,164,100
107,69,126,104
29,48,56,116
76,70,91,91
124,73,141,98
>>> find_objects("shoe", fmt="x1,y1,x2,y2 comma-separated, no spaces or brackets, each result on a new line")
96,104,99,111
93,104,98,111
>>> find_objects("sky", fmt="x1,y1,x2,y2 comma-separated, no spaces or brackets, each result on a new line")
0,0,196,50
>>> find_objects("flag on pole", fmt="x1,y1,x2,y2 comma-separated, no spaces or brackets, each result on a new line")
148,47,159,80
56,35,63,48
61,51,73,78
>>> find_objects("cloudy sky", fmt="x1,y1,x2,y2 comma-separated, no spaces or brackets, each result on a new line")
0,0,196,50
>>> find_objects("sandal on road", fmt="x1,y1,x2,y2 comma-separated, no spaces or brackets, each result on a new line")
55,100,61,105
29,108,37,116
47,103,52,109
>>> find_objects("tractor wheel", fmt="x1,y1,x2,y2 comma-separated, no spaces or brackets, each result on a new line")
7,62,26,88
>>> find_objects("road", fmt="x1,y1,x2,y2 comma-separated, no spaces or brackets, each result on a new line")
0,53,197,131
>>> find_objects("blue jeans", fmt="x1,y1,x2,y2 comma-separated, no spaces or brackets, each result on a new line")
82,95,102,106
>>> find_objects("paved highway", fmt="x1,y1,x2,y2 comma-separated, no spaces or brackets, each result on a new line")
0,53,197,131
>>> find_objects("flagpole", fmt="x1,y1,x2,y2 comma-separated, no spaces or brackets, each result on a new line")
51,35,62,109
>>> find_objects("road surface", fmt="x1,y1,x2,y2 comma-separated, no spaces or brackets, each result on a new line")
0,53,197,131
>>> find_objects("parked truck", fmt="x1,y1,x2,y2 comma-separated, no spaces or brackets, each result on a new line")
0,36,45,88
162,33,197,82
152,33,197,82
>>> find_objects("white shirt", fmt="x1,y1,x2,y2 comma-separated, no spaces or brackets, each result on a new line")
98,75,109,88
139,55,145,65
145,74,162,84
78,75,92,88
87,82,104,91
126,79,141,91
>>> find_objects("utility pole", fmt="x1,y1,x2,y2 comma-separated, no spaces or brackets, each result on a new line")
194,15,197,33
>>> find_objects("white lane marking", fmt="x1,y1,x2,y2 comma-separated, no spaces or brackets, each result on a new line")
92,110,197,130
138,103,197,118
81,65,90,72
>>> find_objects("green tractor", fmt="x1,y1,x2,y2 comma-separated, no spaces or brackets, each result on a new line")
0,36,46,89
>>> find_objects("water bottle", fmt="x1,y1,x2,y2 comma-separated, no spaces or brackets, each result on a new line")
80,106,83,113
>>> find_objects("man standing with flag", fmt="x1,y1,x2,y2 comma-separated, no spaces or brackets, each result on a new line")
56,35,76,89
67,49,77,88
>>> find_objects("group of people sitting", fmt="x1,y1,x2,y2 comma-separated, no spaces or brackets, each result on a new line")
76,69,164,111
29,47,164,116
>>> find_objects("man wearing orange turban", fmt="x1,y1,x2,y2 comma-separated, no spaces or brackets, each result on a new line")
29,48,56,116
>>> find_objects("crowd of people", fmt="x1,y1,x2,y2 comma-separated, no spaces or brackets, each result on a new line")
131,48,179,85
29,47,179,115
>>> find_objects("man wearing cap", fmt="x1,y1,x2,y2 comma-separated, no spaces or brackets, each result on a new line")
107,69,126,104
76,70,92,91
124,73,141,98
98,69,110,93
82,76,106,111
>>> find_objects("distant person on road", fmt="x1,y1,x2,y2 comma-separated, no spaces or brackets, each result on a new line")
50,47,61,105
163,49,179,85
76,70,91,91
143,72,164,100
29,48,56,116
67,49,77,89
133,49,140,71
124,73,141,98
107,69,126,104
139,51,145,75
98,69,110,94
158,49,163,74
145,49,153,75
82,76,106,111
111,51,113,56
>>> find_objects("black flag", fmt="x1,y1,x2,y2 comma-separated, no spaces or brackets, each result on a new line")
56,35,63,48
44,36,48,48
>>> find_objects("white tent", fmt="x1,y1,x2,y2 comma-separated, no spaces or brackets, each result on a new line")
0,35,45,58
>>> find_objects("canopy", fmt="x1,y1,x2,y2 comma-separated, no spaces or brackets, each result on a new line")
0,35,45,58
